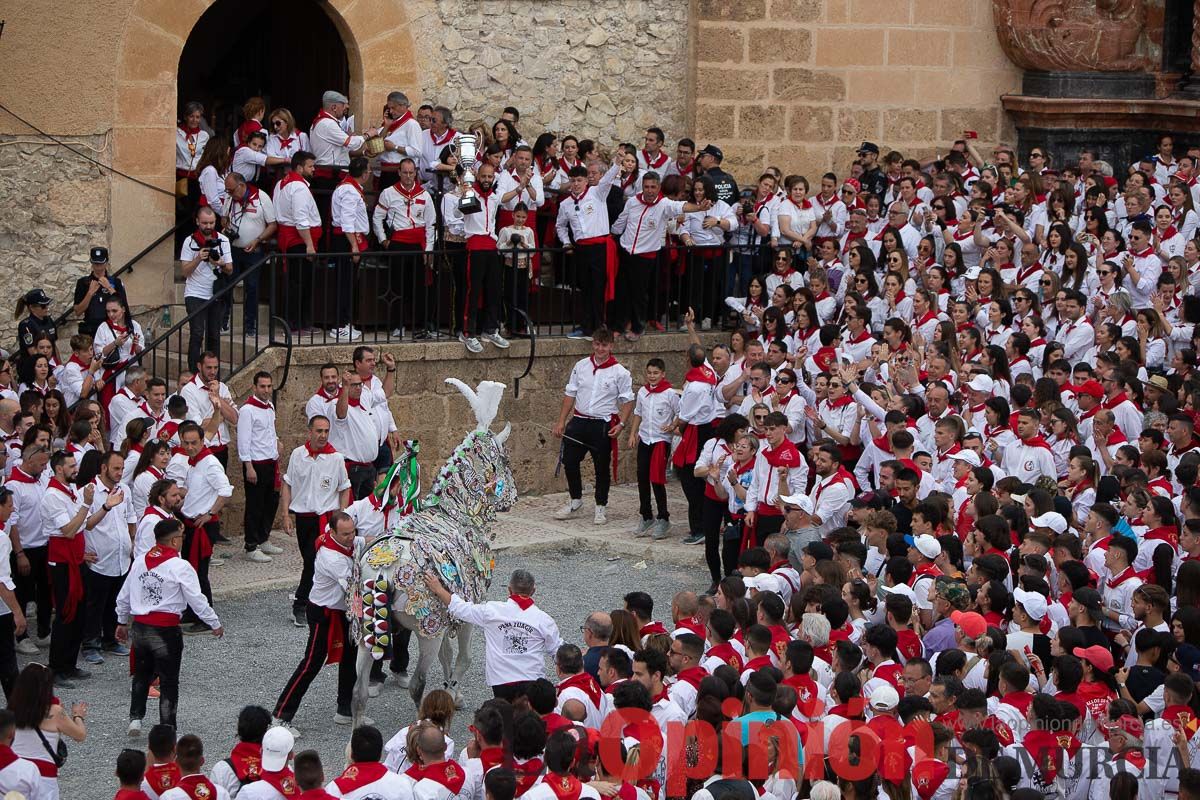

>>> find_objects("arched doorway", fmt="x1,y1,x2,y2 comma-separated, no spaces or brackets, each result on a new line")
178,0,350,135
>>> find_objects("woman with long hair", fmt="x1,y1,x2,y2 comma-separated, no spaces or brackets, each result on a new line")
607,609,641,653
679,174,735,326
1046,407,1080,480
1136,308,1170,369
1040,222,1074,274
130,440,172,523
195,134,233,219
383,688,457,772
9,662,88,798
41,389,70,448
119,417,156,485
981,344,1013,400
18,354,53,397
1062,454,1099,531
710,432,760,589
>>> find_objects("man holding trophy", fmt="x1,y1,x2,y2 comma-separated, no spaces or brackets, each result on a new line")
453,129,510,354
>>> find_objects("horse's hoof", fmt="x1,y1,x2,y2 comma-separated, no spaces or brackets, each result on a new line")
394,672,411,689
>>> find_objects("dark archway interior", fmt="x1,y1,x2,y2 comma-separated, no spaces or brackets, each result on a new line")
178,0,349,135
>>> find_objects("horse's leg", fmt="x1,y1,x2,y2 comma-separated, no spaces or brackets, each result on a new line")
447,624,472,708
438,632,454,689
352,643,373,727
410,631,442,707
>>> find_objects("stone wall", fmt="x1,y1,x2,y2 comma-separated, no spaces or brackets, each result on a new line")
407,0,691,145
0,136,112,347
693,0,1024,183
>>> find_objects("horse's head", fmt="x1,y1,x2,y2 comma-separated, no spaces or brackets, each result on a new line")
444,379,518,513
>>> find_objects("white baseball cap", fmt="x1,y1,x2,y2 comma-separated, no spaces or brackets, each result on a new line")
869,684,900,711
948,450,982,468
964,266,982,281
1013,587,1049,621
262,726,294,772
907,533,942,560
779,494,814,515
881,583,917,601
1030,511,1068,534
966,374,994,394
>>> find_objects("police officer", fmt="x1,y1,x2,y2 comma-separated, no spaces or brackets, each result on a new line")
71,247,129,338
13,289,56,362
857,141,888,207
696,144,738,206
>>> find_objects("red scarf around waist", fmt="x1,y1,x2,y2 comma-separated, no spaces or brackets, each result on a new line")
46,478,86,622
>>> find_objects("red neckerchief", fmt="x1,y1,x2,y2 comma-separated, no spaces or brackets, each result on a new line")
705,642,743,672
478,746,505,773
1070,478,1093,500
983,715,1015,747
303,440,336,459
641,149,669,169
1104,429,1128,447
229,741,263,782
842,230,867,252
1001,690,1034,718
145,545,179,570
937,443,962,462
179,124,201,137
509,594,535,610
908,562,943,586
872,432,894,452
145,762,181,794
335,762,391,793
275,131,299,149
1107,565,1139,589
825,394,855,410
1020,435,1053,452
430,127,457,147
48,477,76,502
107,316,129,336
639,620,668,637
635,191,662,207
619,171,637,191
244,394,272,410
743,655,773,675
1104,391,1131,410
828,701,866,720
1079,405,1100,421
279,170,309,190
1158,225,1180,240
674,159,695,177
8,467,37,485
68,352,91,370
846,327,872,345
511,757,545,796
558,671,603,708
643,380,672,394
674,666,708,690
384,110,415,134
317,532,353,557
1114,749,1147,770
537,772,583,800
590,355,618,374
406,761,467,794
315,385,339,401
1131,246,1154,259
115,790,152,800
1022,728,1081,783
685,365,718,385
395,180,426,201
259,767,300,797
187,447,214,467
1143,525,1179,547
176,775,221,800
1161,705,1198,741
338,175,365,200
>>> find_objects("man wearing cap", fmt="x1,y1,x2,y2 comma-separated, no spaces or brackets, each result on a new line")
72,248,129,338
947,611,989,690
857,142,888,205
696,145,738,206
309,90,367,192
1002,409,1057,484
237,726,298,799
14,289,56,359
1075,379,1105,440
905,534,942,628
923,577,969,656
778,493,820,559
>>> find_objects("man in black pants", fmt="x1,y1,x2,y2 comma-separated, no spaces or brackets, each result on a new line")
273,150,322,332
117,518,223,735
272,512,359,733
179,422,233,634
459,163,509,353
7,444,52,653
43,450,95,685
179,206,233,370
555,162,622,340
552,329,635,525
0,488,27,697
670,344,721,545
238,371,282,563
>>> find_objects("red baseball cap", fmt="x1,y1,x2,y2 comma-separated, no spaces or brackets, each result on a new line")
1073,645,1114,673
951,610,987,639
1075,379,1104,399
1105,713,1144,741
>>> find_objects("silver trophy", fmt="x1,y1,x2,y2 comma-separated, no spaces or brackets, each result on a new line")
452,132,482,214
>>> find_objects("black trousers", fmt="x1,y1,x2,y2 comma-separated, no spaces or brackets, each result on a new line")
82,570,125,650
274,602,358,721
503,264,530,333
464,249,501,337
636,441,669,521
129,622,183,729
0,614,17,698
284,243,315,330
616,250,659,334
230,245,261,331
184,294,222,372
347,463,377,501
329,233,358,328
49,563,85,674
12,544,51,640
702,496,733,586
293,515,322,613
446,242,468,335
493,680,530,701
574,242,608,335
368,626,412,681
676,423,714,535
181,521,215,626
243,460,280,551
754,513,784,546
562,417,612,506
389,241,426,332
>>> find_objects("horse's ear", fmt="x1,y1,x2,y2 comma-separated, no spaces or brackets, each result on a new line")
445,378,507,431
496,423,511,446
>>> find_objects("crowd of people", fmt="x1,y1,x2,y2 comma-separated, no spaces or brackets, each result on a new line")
2,87,1200,798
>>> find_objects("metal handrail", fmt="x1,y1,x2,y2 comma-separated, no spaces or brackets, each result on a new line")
270,315,294,399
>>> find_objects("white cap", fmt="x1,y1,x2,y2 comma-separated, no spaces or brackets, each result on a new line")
966,374,994,394
948,449,982,467
323,90,349,104
964,266,982,281
911,533,942,560
779,493,814,515
262,726,294,772
1013,587,1049,621
1030,511,1068,534
869,684,900,711
881,583,917,601
744,573,783,594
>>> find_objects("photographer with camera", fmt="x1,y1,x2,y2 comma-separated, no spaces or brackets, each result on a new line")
179,207,233,372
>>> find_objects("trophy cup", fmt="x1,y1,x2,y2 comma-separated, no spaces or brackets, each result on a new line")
452,132,482,214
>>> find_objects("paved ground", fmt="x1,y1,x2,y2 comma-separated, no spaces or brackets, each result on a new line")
30,484,710,798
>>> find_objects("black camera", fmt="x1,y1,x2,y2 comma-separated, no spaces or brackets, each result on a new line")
741,200,754,217
509,233,523,247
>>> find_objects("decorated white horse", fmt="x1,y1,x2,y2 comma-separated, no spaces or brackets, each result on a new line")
348,379,516,722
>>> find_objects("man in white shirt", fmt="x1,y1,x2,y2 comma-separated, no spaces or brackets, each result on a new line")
280,415,351,629
376,90,423,191
670,345,721,544
238,370,282,563
57,334,102,408
807,444,853,538
328,158,370,342
556,160,621,338
331,370,382,501
181,352,240,462
108,366,149,449
43,450,96,684
309,90,367,194
351,346,400,471
223,171,276,336
306,363,342,424
80,450,130,667
459,163,510,352
0,490,27,696
179,206,233,371
1120,221,1163,308
272,512,360,734
116,517,222,735
424,568,562,700
179,421,234,633
1055,291,1094,364
372,158,437,340
552,331,635,524
0,708,43,800
273,150,322,332
5,443,50,654
419,105,458,186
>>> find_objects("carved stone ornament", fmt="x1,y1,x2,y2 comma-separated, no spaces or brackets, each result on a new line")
992,0,1150,72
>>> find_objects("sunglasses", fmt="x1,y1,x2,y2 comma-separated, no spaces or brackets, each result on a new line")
1040,279,1053,285
753,415,767,421
271,120,284,127
855,277,868,283
775,377,793,384
1098,270,1112,275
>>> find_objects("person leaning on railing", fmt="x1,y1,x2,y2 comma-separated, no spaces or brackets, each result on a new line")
222,172,277,337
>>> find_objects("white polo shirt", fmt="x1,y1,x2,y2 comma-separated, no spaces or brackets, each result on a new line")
309,535,361,610
86,477,132,577
330,398,380,464
237,397,279,463
565,357,634,419
283,444,350,514
227,187,276,250
5,467,48,548
181,451,234,520
180,232,233,301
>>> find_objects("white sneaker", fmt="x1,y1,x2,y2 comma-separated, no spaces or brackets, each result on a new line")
333,325,362,341
701,317,712,330
127,719,142,738
554,500,583,520
483,331,510,349
35,635,51,648
260,542,284,555
273,719,301,739
209,556,225,567
460,335,483,353
15,639,39,655
594,506,607,525
390,327,406,339
333,713,374,726
246,549,272,563
367,682,382,698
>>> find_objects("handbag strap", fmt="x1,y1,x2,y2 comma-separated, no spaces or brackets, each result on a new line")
34,726,62,766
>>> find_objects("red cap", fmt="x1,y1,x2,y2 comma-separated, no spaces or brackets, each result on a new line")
951,610,987,638
1103,176,1119,189
843,178,862,192
1076,379,1105,399
1105,713,1144,741
1073,645,1114,673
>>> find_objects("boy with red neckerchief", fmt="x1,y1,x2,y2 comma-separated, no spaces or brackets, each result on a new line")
324,726,409,799
211,705,271,798
238,727,298,800
160,735,230,800
522,728,600,800
744,411,807,545
114,747,152,800
142,724,180,800
554,644,604,729
0,709,42,800
291,750,336,800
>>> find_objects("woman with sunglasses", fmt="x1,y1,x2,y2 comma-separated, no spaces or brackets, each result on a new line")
1089,260,1126,321
769,368,807,450
764,248,802,298
264,108,309,163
